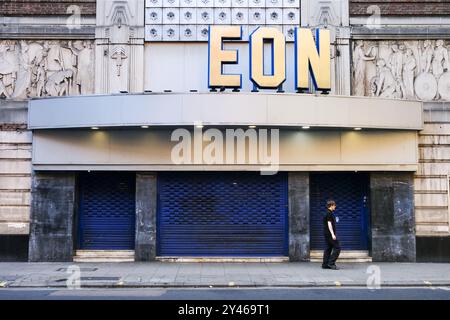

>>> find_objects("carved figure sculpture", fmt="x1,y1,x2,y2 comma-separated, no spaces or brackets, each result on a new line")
353,41,376,96
45,69,74,96
432,40,449,79
374,59,401,98
402,48,417,100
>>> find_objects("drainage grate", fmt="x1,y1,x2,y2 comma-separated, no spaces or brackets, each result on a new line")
56,268,98,272
81,277,120,281
54,276,120,282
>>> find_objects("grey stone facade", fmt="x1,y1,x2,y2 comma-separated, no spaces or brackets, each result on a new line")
135,173,157,261
28,172,76,262
1,0,448,262
370,172,416,262
288,172,310,262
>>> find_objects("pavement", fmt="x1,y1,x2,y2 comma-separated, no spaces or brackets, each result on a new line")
0,262,450,289
2,287,450,300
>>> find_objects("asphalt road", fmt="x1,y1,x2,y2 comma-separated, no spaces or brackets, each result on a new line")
0,287,450,300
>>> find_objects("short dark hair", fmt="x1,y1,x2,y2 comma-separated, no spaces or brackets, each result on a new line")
326,200,336,209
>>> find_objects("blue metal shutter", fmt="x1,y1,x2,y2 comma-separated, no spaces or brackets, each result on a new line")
78,172,136,250
157,172,289,257
310,173,370,250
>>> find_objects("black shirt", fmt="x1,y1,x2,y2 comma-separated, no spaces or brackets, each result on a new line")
323,210,336,238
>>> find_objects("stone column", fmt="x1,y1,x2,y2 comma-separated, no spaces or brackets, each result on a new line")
288,172,310,262
135,173,157,261
301,0,351,95
95,0,145,94
334,28,351,95
29,172,76,262
370,172,416,262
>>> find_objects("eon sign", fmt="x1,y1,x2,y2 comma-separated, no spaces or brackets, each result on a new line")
208,26,331,93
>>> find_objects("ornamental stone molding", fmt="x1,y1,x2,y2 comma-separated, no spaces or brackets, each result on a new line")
352,40,450,101
95,0,145,94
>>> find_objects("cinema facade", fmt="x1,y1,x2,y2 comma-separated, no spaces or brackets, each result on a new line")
0,0,449,263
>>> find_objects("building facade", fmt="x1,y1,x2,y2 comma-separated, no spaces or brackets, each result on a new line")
0,0,449,262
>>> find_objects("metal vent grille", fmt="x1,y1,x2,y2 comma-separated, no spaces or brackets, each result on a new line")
157,172,288,256
310,173,370,251
78,172,136,250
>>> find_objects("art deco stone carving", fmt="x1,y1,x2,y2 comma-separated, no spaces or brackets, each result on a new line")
0,40,94,99
352,40,450,101
111,47,128,76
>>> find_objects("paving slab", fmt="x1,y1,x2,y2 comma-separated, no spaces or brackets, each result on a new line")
0,262,450,288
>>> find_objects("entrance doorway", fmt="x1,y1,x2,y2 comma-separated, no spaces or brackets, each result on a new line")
310,172,371,252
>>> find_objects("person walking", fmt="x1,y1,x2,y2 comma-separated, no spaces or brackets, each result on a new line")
322,200,341,270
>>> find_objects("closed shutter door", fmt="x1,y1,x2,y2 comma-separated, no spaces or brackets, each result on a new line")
78,172,136,250
157,172,289,257
310,173,370,250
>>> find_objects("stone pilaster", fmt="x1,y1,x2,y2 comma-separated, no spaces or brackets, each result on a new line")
288,172,310,262
370,172,416,262
28,172,76,262
95,0,145,94
135,173,157,261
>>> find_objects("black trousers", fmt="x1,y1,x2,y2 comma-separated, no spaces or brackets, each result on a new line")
322,237,341,267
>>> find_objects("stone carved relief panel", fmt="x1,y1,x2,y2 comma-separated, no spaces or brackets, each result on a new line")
352,40,450,101
0,40,94,99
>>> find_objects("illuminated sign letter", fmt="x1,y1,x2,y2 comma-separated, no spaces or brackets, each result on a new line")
208,26,242,89
249,27,286,89
295,28,331,92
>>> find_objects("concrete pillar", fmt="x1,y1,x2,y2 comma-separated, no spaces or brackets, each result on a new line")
370,172,416,262
29,172,76,262
135,173,157,261
288,172,310,262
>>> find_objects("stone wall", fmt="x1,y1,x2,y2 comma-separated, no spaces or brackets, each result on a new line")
370,172,416,262
0,100,30,237
415,102,450,236
0,0,96,16
350,0,450,16
288,172,310,262
135,173,157,261
28,172,76,262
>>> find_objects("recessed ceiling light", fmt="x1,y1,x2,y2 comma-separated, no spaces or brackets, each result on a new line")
249,125,256,129
354,127,362,131
302,126,310,129
141,125,149,129
91,127,99,130
196,124,204,129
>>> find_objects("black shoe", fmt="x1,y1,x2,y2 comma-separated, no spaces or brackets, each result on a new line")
328,265,339,270
322,265,331,269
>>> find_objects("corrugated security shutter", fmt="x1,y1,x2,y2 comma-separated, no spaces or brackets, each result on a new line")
157,172,289,257
310,173,370,250
78,172,136,250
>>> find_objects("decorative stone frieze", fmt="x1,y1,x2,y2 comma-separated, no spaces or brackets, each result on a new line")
352,40,450,101
0,40,94,99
